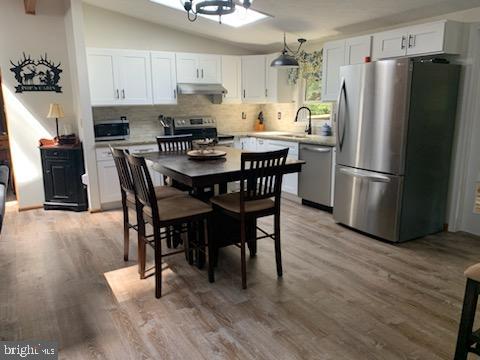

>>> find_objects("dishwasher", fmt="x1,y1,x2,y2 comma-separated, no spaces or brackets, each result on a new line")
298,144,333,208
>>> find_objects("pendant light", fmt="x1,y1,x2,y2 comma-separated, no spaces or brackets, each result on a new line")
181,0,253,23
270,33,307,68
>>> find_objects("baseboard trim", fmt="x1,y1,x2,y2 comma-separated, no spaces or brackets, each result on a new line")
18,204,43,212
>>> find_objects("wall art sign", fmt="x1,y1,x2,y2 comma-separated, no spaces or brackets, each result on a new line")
9,53,63,93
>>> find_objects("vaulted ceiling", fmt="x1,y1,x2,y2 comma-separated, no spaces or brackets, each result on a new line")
83,0,480,51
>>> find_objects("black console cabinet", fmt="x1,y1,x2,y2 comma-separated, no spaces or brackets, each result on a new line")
40,143,88,212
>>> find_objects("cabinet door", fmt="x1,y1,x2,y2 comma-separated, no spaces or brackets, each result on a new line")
198,55,221,83
265,53,278,103
345,35,372,65
265,140,299,195
151,51,177,104
372,29,407,59
87,49,120,106
176,53,200,83
44,159,76,202
406,22,445,56
117,51,152,105
221,55,242,103
242,55,266,103
321,40,346,101
97,161,121,204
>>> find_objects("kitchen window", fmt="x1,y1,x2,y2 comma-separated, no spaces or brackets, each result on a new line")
302,78,332,119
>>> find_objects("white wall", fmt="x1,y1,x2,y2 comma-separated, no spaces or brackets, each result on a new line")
82,4,254,55
0,0,76,209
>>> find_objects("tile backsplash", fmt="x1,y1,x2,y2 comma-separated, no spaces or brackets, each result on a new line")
91,94,332,137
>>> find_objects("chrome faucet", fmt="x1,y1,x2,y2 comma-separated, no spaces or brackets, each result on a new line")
295,106,312,135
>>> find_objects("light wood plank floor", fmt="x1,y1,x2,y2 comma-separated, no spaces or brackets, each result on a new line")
1,200,480,359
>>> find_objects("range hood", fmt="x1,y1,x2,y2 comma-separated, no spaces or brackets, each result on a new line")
177,83,227,104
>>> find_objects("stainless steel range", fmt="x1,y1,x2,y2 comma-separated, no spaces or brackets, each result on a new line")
163,116,234,146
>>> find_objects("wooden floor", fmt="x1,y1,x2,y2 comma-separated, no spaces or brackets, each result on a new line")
1,200,480,359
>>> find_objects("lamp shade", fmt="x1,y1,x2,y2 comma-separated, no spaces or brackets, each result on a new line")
270,52,299,68
47,104,64,119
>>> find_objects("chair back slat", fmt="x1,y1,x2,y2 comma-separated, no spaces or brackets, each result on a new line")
240,149,289,205
126,154,158,216
156,135,193,152
110,146,134,194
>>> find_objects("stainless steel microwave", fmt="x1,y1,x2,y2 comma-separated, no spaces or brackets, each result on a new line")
94,117,129,141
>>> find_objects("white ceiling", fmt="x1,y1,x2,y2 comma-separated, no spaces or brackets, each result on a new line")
83,0,480,51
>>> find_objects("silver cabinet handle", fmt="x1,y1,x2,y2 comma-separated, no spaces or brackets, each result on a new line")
196,69,199,78
201,69,204,78
243,89,246,98
301,146,331,153
408,34,416,48
116,89,119,99
401,36,407,49
174,89,177,99
122,89,125,99
339,168,391,183
265,89,268,97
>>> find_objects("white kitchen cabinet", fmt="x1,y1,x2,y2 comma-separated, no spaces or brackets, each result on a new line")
345,35,372,65
321,40,346,101
87,49,120,106
87,48,152,106
221,55,242,103
265,139,299,195
176,53,221,84
372,20,464,60
151,51,177,104
117,51,152,105
242,55,266,103
242,54,294,104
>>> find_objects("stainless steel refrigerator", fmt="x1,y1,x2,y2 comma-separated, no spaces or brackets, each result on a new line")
333,58,460,242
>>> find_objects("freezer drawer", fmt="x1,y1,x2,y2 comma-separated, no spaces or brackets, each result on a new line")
333,166,403,241
298,145,332,206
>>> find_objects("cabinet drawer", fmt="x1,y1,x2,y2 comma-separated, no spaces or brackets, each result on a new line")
42,148,71,160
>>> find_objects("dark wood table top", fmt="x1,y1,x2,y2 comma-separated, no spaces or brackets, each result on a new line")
141,146,305,188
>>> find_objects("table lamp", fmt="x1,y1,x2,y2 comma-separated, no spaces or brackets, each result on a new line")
47,103,64,140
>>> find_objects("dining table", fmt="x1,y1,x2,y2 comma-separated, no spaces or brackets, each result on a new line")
140,146,305,268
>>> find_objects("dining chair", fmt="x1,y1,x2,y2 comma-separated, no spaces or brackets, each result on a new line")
156,134,194,189
209,148,289,289
110,146,185,262
454,263,480,359
126,153,213,298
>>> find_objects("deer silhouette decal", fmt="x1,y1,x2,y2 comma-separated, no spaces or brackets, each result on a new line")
9,52,63,93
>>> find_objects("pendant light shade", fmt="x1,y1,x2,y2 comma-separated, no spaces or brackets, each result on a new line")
270,33,306,68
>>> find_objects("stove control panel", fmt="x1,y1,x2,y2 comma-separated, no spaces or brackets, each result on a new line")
174,117,216,129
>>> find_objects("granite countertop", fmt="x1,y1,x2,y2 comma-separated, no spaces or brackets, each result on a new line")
95,137,158,148
231,131,336,147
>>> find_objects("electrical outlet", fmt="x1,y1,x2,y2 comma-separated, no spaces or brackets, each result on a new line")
277,112,282,120
242,112,247,120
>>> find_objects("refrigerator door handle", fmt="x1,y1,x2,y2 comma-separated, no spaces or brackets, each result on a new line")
339,167,391,183
336,78,346,150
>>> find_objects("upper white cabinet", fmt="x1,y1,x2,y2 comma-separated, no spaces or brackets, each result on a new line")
242,55,266,103
321,40,346,102
242,54,294,104
345,35,373,65
151,51,177,104
176,53,221,84
372,20,464,60
221,55,242,103
87,48,152,106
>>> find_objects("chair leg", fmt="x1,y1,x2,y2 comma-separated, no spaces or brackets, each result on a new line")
166,226,172,249
154,226,163,299
197,220,206,269
207,216,215,283
137,210,146,280
186,223,194,265
122,201,129,261
274,212,283,277
454,278,480,360
240,216,247,289
247,218,257,257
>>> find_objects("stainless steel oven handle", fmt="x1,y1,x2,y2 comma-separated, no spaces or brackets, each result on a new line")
336,78,346,150
301,146,331,153
339,168,391,183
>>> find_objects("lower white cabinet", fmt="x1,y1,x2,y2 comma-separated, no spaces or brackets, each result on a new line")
265,139,299,195
96,144,162,206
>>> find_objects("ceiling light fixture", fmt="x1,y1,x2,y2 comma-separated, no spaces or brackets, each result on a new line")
271,33,307,68
181,0,252,23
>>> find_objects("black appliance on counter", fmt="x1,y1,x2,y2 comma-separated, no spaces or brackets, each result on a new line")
163,116,234,146
94,116,129,141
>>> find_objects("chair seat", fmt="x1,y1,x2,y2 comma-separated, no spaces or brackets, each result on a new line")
144,195,212,222
210,192,275,214
465,263,480,282
126,185,184,204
